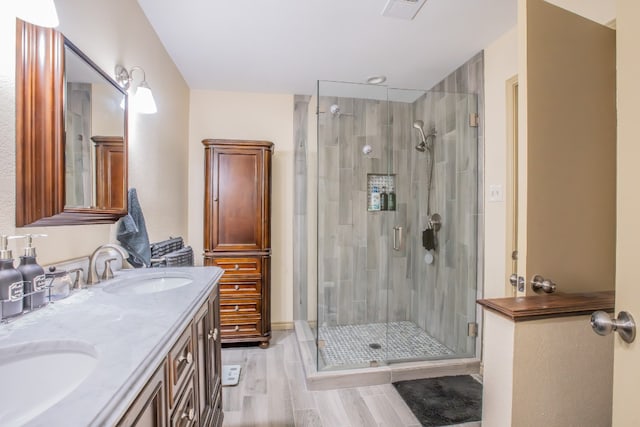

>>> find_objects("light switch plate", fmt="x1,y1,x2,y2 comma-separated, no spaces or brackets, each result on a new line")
488,184,504,202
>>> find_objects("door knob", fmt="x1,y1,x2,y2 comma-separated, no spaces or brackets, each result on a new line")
591,310,636,343
530,275,556,294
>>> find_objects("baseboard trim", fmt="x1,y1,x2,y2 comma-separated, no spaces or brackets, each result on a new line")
272,321,295,331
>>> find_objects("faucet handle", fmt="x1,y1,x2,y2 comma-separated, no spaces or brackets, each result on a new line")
68,268,85,290
101,258,118,281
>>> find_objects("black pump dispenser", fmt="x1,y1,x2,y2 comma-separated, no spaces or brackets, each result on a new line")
18,234,47,309
0,235,25,319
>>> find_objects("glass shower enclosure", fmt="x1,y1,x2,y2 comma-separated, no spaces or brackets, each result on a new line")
306,80,480,371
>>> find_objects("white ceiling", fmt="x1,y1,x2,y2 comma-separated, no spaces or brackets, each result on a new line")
136,0,517,95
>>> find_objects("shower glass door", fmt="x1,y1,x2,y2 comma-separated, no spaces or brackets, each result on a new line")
316,80,391,370
385,88,480,363
315,81,480,371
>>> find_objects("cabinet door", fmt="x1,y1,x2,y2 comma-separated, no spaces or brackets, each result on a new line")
117,360,167,427
206,147,265,252
194,290,222,426
208,291,222,409
194,299,212,424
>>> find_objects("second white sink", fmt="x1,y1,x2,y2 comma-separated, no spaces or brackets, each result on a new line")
105,275,193,296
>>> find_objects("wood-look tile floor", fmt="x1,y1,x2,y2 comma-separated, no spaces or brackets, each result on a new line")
221,330,481,427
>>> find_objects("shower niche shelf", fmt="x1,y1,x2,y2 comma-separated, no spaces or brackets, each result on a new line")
367,174,396,212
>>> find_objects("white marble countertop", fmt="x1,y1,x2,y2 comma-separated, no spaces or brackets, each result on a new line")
0,266,223,427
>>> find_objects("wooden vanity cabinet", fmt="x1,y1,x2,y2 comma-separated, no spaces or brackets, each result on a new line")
194,290,222,426
117,287,222,427
202,139,273,348
117,360,168,427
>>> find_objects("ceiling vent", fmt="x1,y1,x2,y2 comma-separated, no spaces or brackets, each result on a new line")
381,0,428,20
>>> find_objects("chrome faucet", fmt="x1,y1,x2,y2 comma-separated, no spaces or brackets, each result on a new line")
88,244,129,285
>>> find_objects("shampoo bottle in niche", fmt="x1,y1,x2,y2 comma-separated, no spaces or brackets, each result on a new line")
17,234,47,310
370,186,381,211
380,186,388,211
388,186,396,211
0,235,25,319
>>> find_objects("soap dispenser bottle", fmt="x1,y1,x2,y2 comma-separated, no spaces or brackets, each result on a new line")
0,235,25,319
17,234,47,310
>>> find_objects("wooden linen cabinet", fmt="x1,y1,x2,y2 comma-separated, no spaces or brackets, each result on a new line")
202,139,273,348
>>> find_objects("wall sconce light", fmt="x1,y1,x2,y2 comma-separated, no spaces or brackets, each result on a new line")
15,0,60,28
115,65,158,114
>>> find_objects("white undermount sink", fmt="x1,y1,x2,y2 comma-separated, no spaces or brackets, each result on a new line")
0,340,98,427
104,274,193,296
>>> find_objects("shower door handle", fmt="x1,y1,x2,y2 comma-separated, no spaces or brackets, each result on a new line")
393,226,404,251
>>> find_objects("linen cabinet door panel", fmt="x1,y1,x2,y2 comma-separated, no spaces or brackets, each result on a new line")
208,147,264,252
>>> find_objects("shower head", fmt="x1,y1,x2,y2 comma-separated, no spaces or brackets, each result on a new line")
412,120,427,151
412,120,436,152
329,104,353,117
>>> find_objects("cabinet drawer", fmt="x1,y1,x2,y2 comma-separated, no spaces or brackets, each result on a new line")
170,372,199,427
210,256,261,277
168,324,195,409
220,298,261,316
219,279,261,297
220,317,262,336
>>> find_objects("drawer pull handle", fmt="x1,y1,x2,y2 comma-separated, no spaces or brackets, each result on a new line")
234,305,240,312
234,264,240,270
234,325,240,332
234,285,240,290
208,328,219,341
177,352,193,365
181,408,195,421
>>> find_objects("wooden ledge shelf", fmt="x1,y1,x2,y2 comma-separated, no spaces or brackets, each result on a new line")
477,291,615,322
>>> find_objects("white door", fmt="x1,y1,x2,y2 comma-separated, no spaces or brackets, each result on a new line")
612,1,640,425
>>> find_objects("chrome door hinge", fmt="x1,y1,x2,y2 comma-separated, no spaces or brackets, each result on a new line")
468,322,478,337
469,113,479,128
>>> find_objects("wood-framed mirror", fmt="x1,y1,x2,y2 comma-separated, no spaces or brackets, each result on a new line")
15,19,128,227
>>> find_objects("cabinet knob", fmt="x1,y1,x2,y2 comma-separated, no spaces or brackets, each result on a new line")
234,264,240,270
234,285,240,290
208,328,219,341
234,325,240,332
234,305,240,312
177,352,193,365
181,408,195,421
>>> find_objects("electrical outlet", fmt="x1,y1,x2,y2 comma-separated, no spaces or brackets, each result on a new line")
488,184,504,202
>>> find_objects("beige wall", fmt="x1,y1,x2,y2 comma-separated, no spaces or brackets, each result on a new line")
545,0,615,23
0,0,189,264
483,26,518,299
188,90,294,323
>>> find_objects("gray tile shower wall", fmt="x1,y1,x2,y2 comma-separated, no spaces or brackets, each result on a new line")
295,52,484,358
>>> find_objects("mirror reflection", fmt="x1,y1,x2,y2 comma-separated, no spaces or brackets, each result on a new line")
64,42,126,209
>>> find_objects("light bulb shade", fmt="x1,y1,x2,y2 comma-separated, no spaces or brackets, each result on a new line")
15,0,59,28
134,82,157,114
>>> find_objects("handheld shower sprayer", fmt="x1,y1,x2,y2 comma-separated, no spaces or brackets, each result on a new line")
413,120,427,152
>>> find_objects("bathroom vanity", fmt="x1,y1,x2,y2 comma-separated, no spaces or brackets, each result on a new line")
0,267,223,427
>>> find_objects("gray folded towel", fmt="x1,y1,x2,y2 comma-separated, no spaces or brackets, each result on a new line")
116,188,151,267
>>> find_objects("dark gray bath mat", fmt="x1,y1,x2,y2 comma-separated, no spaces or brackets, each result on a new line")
393,375,482,426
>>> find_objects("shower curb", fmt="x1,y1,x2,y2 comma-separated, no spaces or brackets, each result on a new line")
294,321,481,391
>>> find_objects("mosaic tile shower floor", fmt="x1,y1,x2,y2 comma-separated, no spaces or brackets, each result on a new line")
318,321,453,367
